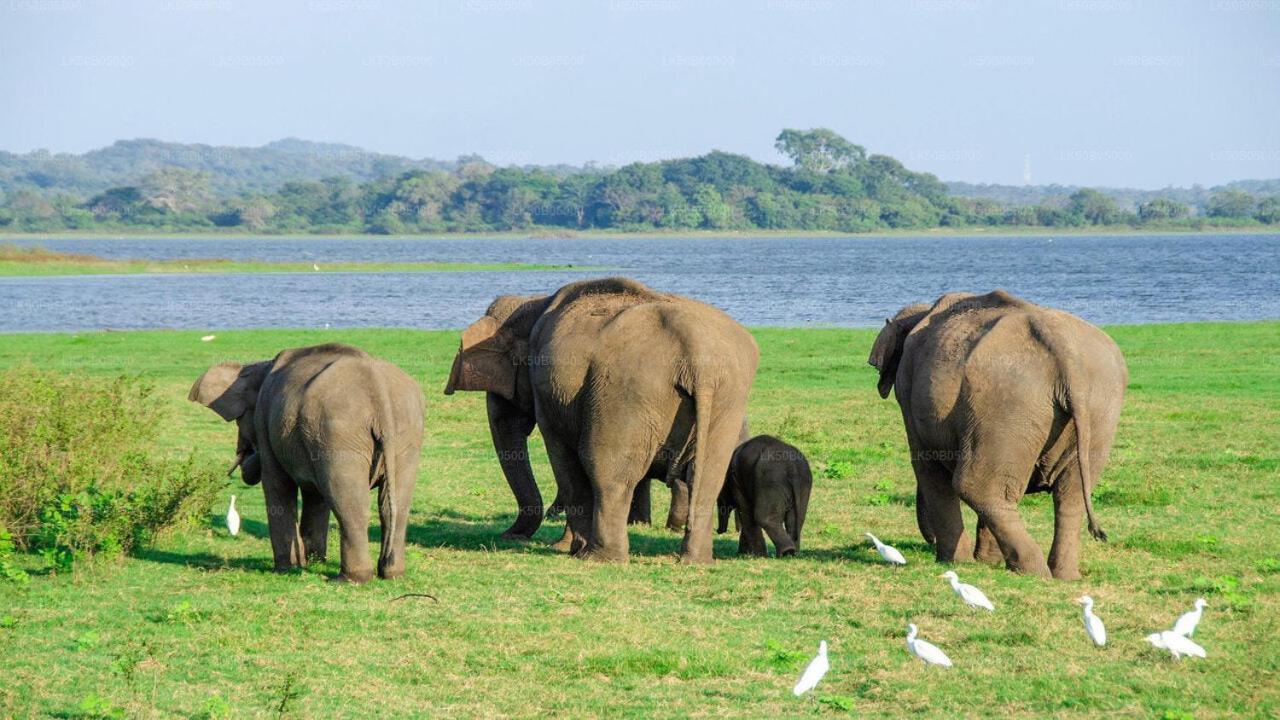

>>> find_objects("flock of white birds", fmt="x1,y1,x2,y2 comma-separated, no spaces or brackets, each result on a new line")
222,500,1211,698
788,533,1213,697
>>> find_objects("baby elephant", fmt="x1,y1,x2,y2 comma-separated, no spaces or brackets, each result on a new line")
190,343,425,583
717,435,813,557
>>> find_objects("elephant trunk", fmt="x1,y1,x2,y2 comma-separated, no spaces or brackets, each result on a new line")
486,393,543,539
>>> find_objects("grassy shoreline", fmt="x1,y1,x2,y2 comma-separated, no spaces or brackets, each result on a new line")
3,224,1279,243
1,323,1277,717
0,244,590,277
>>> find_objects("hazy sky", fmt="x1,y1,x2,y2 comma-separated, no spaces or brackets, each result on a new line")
2,0,1277,188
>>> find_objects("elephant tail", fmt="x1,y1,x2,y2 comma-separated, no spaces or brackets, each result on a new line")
1066,384,1107,542
788,463,812,549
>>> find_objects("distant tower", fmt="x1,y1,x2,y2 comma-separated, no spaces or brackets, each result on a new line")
1022,154,1032,186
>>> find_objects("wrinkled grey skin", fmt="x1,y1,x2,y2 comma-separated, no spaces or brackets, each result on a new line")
869,290,1127,580
549,417,748,533
445,278,758,564
717,435,812,557
546,470,689,532
190,343,425,583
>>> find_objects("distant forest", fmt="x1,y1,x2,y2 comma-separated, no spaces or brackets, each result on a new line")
2,129,1277,234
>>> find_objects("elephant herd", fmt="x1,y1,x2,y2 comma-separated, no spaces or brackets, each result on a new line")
189,277,1127,583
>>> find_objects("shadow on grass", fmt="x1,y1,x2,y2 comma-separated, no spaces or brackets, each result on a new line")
403,516,741,560
133,547,276,573
792,538,935,564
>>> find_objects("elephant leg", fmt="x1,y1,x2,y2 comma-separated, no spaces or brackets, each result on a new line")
627,477,652,525
260,462,305,572
737,521,767,557
486,395,543,540
584,474,637,563
680,408,744,565
1047,476,1085,580
973,516,1004,564
915,485,935,546
330,498,373,583
666,476,690,532
916,460,973,563
545,491,565,520
299,484,330,563
377,448,419,580
542,430,591,555
957,450,1050,578
758,513,796,557
318,454,376,583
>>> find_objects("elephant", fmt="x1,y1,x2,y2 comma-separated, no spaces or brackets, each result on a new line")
444,277,758,563
717,435,813,557
868,290,1127,580
190,343,425,583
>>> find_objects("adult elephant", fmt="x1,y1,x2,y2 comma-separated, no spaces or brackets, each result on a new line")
448,293,689,540
444,277,758,563
868,290,1127,580
190,343,425,583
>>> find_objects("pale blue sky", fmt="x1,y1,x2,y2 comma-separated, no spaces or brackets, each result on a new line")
2,0,1277,187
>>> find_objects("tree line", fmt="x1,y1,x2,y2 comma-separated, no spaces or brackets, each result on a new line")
2,129,1277,234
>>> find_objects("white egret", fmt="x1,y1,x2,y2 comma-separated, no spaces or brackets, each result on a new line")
1171,598,1207,637
226,495,240,537
1145,631,1206,660
1077,596,1106,647
941,570,995,611
865,533,906,565
312,263,320,271
905,624,952,667
201,334,216,342
792,640,829,696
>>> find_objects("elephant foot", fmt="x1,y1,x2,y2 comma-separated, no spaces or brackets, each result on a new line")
578,548,628,564
679,547,715,565
973,545,1003,564
332,567,374,584
501,520,541,540
665,522,683,533
1006,559,1053,579
378,564,405,581
1050,566,1082,581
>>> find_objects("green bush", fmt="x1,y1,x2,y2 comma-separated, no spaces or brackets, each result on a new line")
0,367,221,572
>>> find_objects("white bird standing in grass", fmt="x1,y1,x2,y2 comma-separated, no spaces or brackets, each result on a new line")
1145,631,1206,659
792,641,829,696
312,263,320,271
865,532,906,565
1077,596,1107,647
1172,598,1207,637
226,495,240,537
942,570,995,611
906,624,952,668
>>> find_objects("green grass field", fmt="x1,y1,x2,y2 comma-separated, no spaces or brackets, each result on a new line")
0,323,1277,718
0,244,583,276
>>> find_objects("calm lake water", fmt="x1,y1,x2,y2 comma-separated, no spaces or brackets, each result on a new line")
1,234,1278,332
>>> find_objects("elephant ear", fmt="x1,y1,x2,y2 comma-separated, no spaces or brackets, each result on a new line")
868,319,906,399
443,315,519,401
189,361,267,421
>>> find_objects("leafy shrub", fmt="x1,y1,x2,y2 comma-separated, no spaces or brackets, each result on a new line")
0,366,221,571
0,524,27,583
